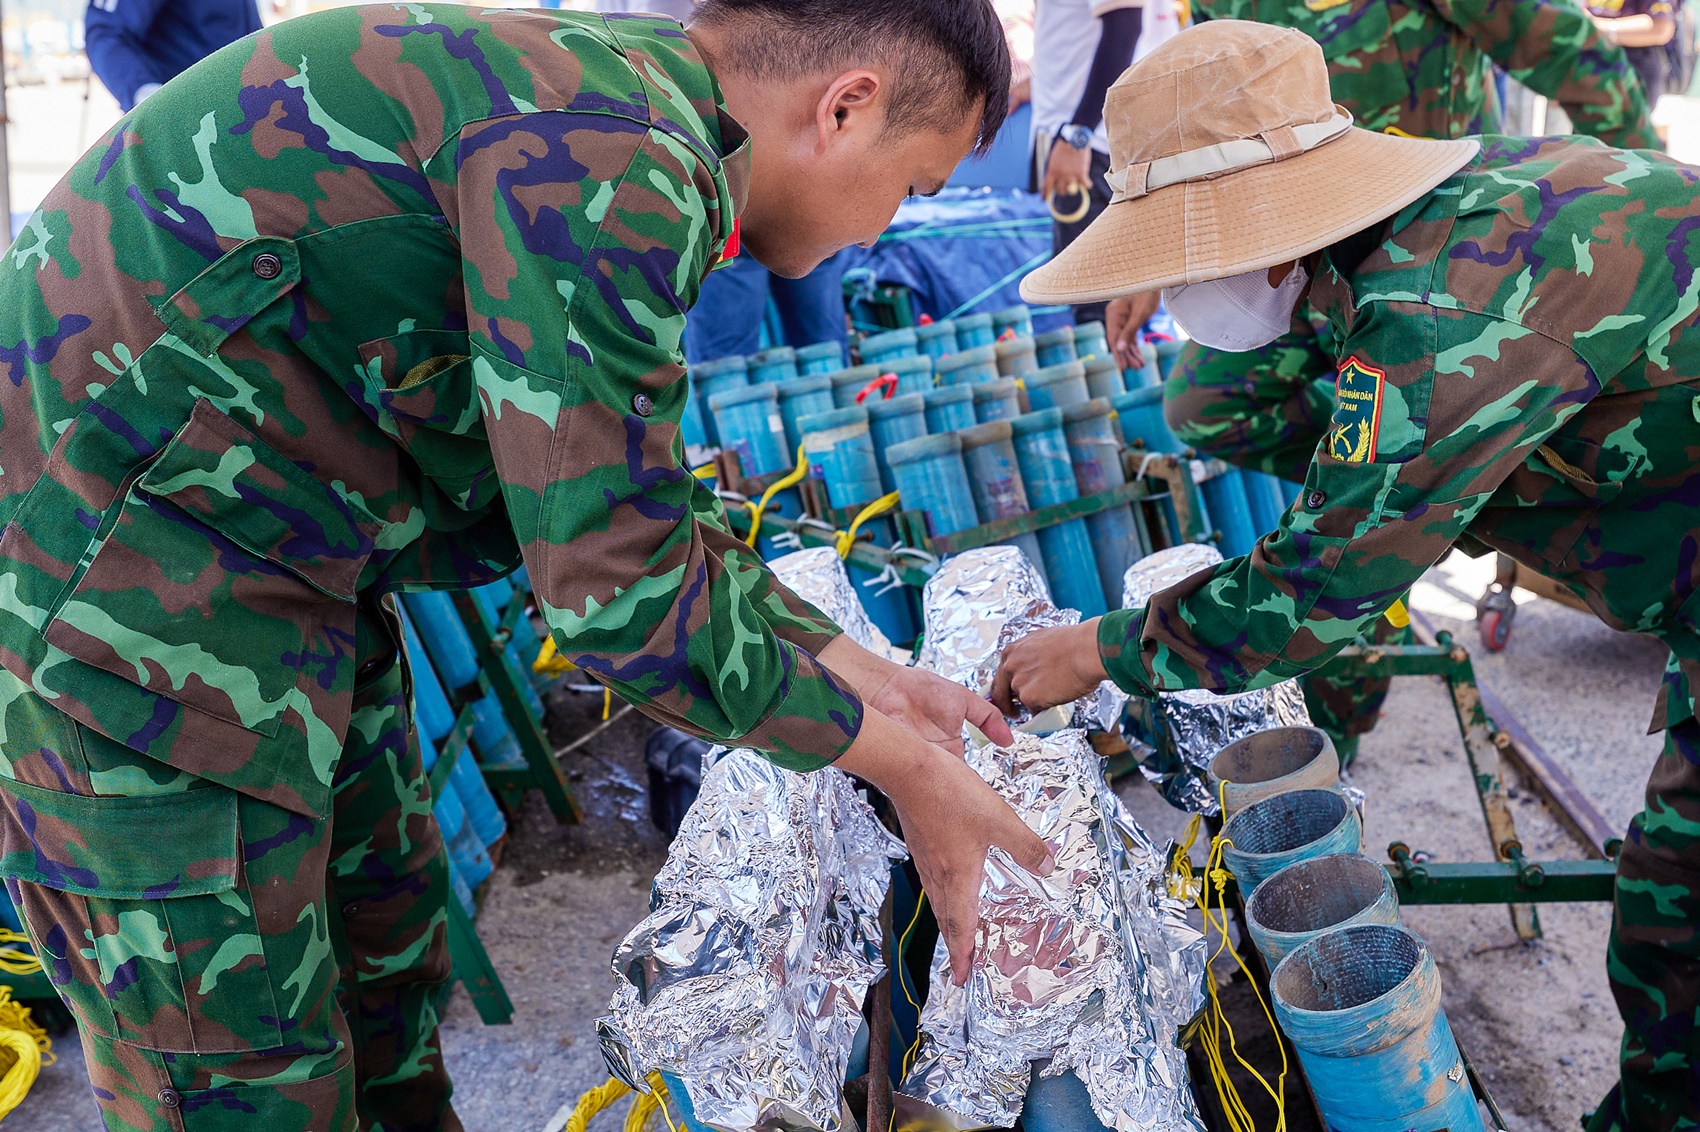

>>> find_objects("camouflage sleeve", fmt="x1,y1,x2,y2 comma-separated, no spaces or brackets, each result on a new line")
1435,0,1658,148
451,112,861,771
1098,302,1595,696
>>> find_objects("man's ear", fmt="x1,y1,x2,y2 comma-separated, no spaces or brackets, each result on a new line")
815,69,882,152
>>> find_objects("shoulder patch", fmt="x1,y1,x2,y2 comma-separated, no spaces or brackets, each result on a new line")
1327,355,1385,463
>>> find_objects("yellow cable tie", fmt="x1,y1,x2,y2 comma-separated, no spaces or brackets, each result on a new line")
691,462,716,480
602,687,612,722
1385,597,1411,628
533,636,578,676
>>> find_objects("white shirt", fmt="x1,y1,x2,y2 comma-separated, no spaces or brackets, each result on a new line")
1030,0,1143,155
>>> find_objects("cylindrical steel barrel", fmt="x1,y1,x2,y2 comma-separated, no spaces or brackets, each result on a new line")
1247,853,1401,968
1221,788,1363,893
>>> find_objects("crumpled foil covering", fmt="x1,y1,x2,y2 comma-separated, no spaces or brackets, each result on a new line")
1119,545,1312,814
900,548,1207,1129
597,550,907,1132
915,546,1124,732
769,546,906,663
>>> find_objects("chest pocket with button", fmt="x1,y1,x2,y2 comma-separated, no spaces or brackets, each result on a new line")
357,327,500,512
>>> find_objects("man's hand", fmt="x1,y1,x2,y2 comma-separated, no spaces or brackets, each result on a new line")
836,707,1054,985
1105,291,1161,371
818,635,1015,752
1041,137,1094,212
988,619,1109,718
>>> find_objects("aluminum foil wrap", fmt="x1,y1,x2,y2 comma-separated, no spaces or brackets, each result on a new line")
1119,545,1312,814
766,546,905,663
915,546,1123,732
900,549,1208,1129
598,549,907,1132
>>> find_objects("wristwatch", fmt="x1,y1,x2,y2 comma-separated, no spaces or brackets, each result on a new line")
1057,124,1094,150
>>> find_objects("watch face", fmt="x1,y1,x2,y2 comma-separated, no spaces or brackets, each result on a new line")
1062,125,1092,148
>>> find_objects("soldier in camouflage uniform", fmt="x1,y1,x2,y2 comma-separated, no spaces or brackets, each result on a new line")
0,2,1051,1127
1000,22,1700,1128
1154,0,1660,758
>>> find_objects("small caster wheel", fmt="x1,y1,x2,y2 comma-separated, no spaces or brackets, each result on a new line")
1479,608,1512,652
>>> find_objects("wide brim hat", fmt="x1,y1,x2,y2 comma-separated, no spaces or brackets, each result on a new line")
1020,21,1480,304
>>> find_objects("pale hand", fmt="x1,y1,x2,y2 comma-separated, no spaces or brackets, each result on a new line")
818,634,1015,753
1041,138,1094,208
1105,291,1161,370
835,707,1054,985
988,619,1109,718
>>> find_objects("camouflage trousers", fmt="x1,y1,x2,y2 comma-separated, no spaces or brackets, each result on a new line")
1164,331,1399,760
0,600,460,1131
1591,710,1700,1132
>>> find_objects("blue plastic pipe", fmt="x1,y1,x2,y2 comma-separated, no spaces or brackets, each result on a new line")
1108,386,1185,454
865,392,928,494
1072,321,1110,362
972,378,1022,423
955,312,996,348
887,432,979,537
991,304,1034,340
884,354,934,397
1024,360,1091,411
400,592,526,769
1201,469,1260,557
795,340,844,375
1082,355,1126,402
1033,327,1079,368
1244,470,1291,535
959,419,1049,592
829,364,886,408
1246,853,1402,968
799,405,884,511
775,374,836,455
746,345,798,384
1273,925,1486,1132
688,355,747,447
921,384,975,433
470,584,544,721
708,383,788,477
916,319,959,360
935,344,1000,387
995,336,1039,378
1221,788,1363,893
859,326,919,365
1062,398,1146,607
1010,409,1108,616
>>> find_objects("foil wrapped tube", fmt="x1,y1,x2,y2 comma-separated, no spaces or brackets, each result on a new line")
598,549,907,1132
901,547,1208,1129
1120,546,1313,814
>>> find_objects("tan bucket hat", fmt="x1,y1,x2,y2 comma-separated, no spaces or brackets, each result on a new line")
1020,20,1480,304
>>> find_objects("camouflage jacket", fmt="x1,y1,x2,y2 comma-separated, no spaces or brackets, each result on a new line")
1100,135,1700,731
1195,0,1657,148
0,5,859,819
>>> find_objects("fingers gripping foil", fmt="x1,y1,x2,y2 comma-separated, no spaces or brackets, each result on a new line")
1120,547,1312,814
597,549,907,1131
903,549,1207,1128
897,730,1207,1128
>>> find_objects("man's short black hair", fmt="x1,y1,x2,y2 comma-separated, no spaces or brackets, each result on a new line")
691,0,1011,153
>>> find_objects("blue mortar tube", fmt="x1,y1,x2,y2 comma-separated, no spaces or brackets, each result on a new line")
775,374,836,454
973,378,1022,423
1024,360,1091,411
423,758,479,917
1221,788,1362,893
991,304,1034,340
1273,925,1485,1132
959,419,1050,592
829,364,887,408
955,312,996,348
1246,853,1402,969
400,606,457,744
1244,470,1290,534
1202,468,1260,557
885,354,935,397
470,584,544,721
401,591,528,769
858,326,919,365
1082,355,1125,402
1062,398,1145,607
1073,321,1110,362
794,339,844,375
916,319,959,360
1127,340,1162,388
922,384,976,434
935,344,1001,387
1282,479,1304,507
1153,334,1186,380
1019,1062,1115,1132
1010,409,1109,617
679,386,709,451
994,336,1039,378
799,405,883,511
688,355,748,447
450,732,508,850
708,383,788,477
866,392,928,494
1034,327,1079,367
887,432,979,538
1109,386,1186,453
746,345,798,384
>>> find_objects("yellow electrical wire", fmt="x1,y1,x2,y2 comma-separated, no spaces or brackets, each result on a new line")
0,985,52,1120
896,890,931,1081
691,462,717,480
1168,786,1288,1132
0,932,41,977
836,492,902,558
560,1071,678,1132
743,446,811,548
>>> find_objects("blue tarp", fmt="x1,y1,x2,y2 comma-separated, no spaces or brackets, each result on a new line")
839,187,1074,334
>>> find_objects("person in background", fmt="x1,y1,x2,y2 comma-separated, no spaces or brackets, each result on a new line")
1028,0,1148,328
1589,0,1679,121
84,0,261,111
684,251,850,363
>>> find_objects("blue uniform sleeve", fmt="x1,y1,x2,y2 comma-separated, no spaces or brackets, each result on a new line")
85,0,171,110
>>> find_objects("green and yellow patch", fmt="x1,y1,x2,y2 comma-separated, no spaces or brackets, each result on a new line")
1327,355,1386,463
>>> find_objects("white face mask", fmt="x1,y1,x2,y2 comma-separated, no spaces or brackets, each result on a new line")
1161,263,1308,353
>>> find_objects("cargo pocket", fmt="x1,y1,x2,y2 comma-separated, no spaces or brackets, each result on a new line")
357,327,497,510
0,776,286,1053
40,398,376,740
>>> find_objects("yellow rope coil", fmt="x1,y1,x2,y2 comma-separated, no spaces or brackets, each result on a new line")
0,931,41,978
0,984,53,1120
561,1071,677,1132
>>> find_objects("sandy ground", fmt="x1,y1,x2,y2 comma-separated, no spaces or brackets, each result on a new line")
0,74,1690,1132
